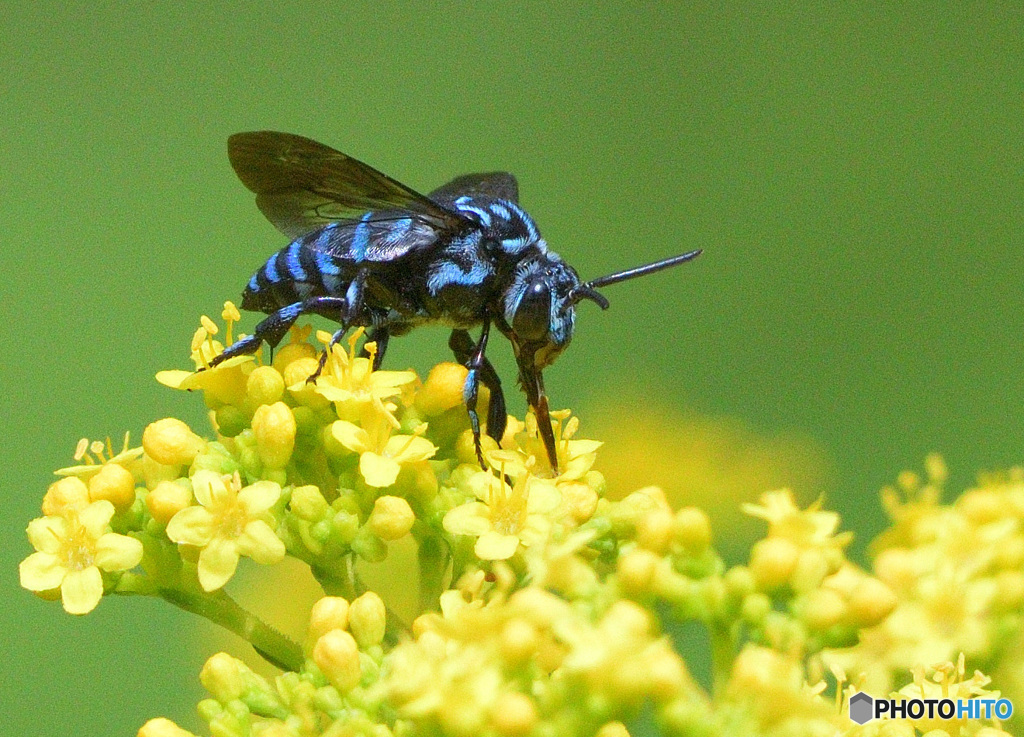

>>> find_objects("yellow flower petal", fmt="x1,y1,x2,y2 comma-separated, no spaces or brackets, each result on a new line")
237,480,281,516
332,420,371,454
27,516,67,554
166,506,216,546
525,480,561,514
197,537,240,592
61,566,104,615
77,500,116,537
443,503,493,537
386,435,438,464
475,530,520,560
360,452,401,488
19,552,67,591
235,520,286,564
94,533,144,571
190,470,224,508
154,369,195,389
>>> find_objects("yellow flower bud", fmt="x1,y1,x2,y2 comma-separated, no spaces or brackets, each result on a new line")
348,591,387,647
636,509,674,554
143,418,204,466
88,463,137,511
146,480,193,525
595,722,631,737
673,507,712,551
617,548,660,596
741,592,772,624
42,476,90,516
846,577,898,627
313,629,361,692
199,652,245,702
290,485,329,521
415,362,468,416
308,596,350,646
246,365,286,407
440,692,486,737
368,495,415,540
602,600,651,638
646,646,688,700
801,588,847,630
873,548,917,590
490,692,537,737
958,488,1005,524
561,481,599,523
499,619,539,666
749,537,799,590
272,341,317,373
282,357,330,409
724,566,755,599
790,549,830,592
455,429,499,466
137,717,198,737
251,401,296,469
995,535,1024,569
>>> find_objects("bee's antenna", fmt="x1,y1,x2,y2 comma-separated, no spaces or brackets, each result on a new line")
569,249,703,308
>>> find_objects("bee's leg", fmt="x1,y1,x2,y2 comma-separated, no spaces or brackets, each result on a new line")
449,322,506,469
449,328,507,446
209,297,347,368
309,270,371,381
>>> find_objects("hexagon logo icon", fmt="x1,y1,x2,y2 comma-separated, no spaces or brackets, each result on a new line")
849,691,874,725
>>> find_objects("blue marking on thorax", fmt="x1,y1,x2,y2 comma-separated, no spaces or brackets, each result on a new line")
505,201,539,242
286,242,307,280
248,274,260,292
489,203,511,221
500,236,529,253
264,252,280,283
351,212,373,261
427,258,492,294
455,197,492,228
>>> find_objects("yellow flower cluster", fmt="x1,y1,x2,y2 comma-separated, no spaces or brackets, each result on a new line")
19,307,1024,737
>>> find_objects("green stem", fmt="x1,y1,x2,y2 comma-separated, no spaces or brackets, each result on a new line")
157,586,304,673
709,621,735,696
418,533,449,614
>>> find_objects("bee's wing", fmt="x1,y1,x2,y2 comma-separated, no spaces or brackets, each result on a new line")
229,131,474,240
429,172,519,203
302,212,451,262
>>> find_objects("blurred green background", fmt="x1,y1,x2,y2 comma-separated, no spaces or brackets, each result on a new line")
3,3,1023,734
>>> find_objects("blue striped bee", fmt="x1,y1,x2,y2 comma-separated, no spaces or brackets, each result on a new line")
211,132,701,472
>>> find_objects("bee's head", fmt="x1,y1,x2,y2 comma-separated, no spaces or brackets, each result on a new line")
504,259,608,369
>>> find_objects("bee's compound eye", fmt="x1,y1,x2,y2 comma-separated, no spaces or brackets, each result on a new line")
513,279,552,342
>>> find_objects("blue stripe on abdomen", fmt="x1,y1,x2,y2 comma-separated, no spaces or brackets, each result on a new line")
285,242,307,280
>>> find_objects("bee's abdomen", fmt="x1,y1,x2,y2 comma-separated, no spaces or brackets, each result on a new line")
241,241,344,313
